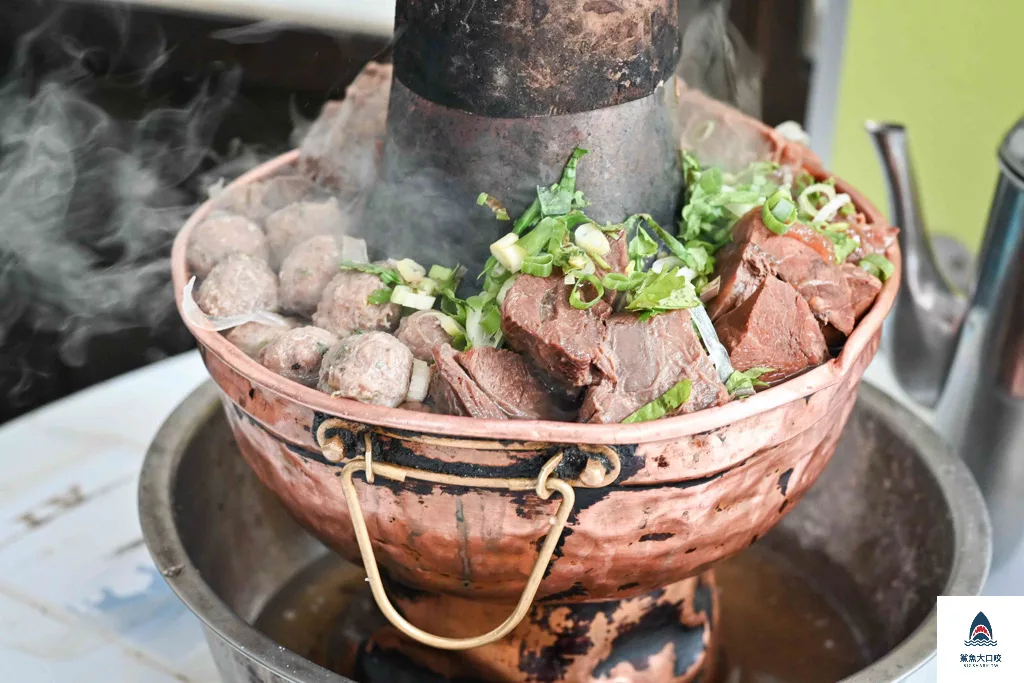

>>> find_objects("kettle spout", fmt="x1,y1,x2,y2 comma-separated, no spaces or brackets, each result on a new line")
866,121,966,408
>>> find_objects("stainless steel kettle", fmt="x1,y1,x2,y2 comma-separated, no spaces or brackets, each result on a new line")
869,118,1024,567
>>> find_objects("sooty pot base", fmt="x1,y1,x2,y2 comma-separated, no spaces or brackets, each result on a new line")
140,381,989,683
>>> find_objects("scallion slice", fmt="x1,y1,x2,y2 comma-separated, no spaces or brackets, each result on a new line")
575,223,611,257
762,189,797,235
602,271,646,291
406,359,432,402
489,233,527,273
522,253,554,277
859,253,895,281
797,182,836,218
367,287,394,305
569,274,605,310
391,285,436,310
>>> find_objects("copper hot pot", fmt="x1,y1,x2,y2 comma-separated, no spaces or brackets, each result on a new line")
170,136,900,677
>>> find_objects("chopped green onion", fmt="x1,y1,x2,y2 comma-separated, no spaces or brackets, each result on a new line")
518,217,558,255
622,379,692,424
602,271,646,291
797,182,837,218
559,147,589,194
489,233,526,272
429,264,454,282
628,225,659,271
477,192,510,220
396,258,426,284
496,274,519,304
762,189,797,235
817,226,858,264
522,253,554,277
812,193,852,224
569,274,605,310
859,253,895,281
391,285,436,310
537,185,572,216
575,223,611,257
367,287,394,305
513,198,541,236
424,311,465,338
407,359,432,402
341,261,403,286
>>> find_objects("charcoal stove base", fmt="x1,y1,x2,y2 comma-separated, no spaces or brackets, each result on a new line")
353,574,717,683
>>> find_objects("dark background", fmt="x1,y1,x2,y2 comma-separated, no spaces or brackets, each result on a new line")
0,0,813,424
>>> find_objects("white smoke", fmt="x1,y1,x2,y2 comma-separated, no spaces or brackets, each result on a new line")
0,4,250,416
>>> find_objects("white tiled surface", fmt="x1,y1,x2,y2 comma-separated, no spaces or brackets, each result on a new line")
0,348,1015,682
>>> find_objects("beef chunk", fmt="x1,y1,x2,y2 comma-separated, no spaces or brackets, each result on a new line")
581,310,729,423
457,347,566,420
396,311,453,362
715,276,829,383
708,240,777,321
842,263,883,320
761,236,855,335
429,345,507,420
500,275,610,389
708,209,777,321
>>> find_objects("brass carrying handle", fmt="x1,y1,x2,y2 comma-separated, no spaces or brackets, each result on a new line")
331,429,619,651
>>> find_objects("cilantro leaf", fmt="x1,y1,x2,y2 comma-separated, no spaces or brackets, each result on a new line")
623,379,692,423
537,184,573,216
625,268,700,317
726,367,773,396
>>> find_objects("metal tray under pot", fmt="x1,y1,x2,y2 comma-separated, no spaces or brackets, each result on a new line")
139,381,989,683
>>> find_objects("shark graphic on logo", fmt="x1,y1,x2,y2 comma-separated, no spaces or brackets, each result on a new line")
964,612,998,647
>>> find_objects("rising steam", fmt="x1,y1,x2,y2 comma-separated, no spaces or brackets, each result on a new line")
0,6,248,415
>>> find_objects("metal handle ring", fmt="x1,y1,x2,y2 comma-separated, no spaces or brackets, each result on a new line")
338,454,576,651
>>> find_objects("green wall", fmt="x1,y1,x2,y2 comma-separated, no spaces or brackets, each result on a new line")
831,1,1023,252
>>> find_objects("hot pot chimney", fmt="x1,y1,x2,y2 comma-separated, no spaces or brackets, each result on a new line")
364,0,683,271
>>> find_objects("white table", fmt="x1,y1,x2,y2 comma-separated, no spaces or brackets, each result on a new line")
0,350,1018,681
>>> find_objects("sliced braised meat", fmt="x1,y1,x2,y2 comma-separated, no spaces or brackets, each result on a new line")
429,345,507,420
707,240,777,321
842,263,883,320
456,347,565,420
580,310,728,424
761,236,855,336
708,209,776,321
500,275,610,389
715,276,829,384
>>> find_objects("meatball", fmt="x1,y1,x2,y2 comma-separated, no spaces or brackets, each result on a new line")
225,319,298,359
265,198,350,269
312,268,401,339
396,311,453,362
215,174,320,224
279,235,342,317
197,254,279,317
186,213,268,278
259,326,338,387
319,332,412,407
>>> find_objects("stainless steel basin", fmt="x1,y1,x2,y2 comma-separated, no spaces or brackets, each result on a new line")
139,381,990,683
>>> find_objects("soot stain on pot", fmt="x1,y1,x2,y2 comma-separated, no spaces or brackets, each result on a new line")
640,532,675,542
778,468,794,496
541,581,589,602
591,584,713,679
519,598,626,681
